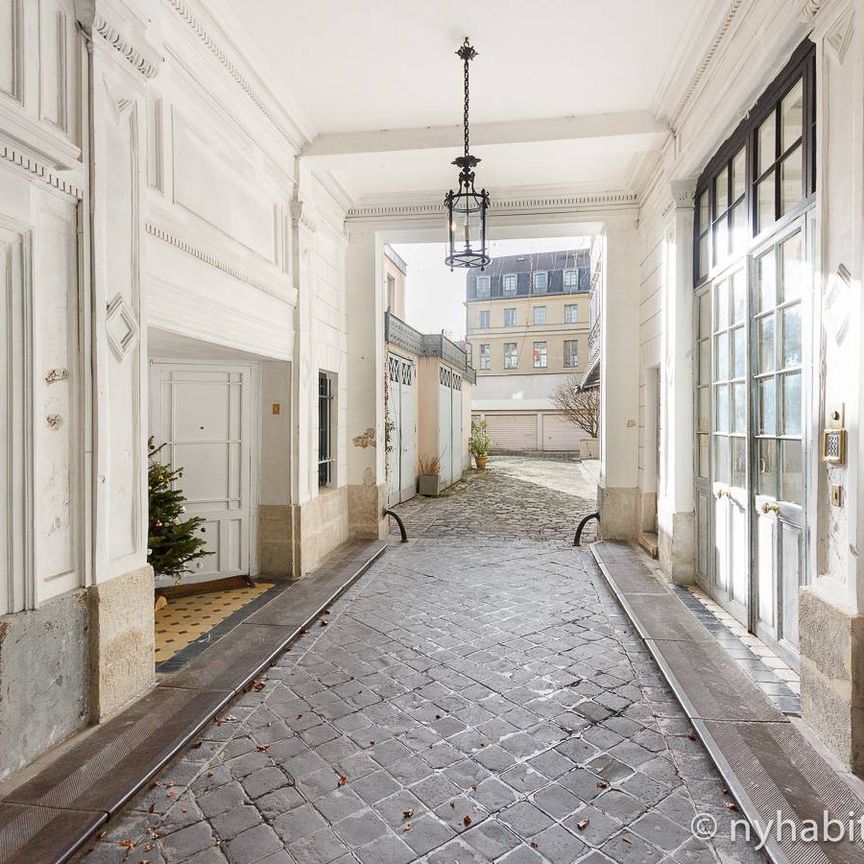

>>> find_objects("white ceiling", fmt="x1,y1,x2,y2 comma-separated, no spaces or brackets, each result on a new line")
233,0,714,200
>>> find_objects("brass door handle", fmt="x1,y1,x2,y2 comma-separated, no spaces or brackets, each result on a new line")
761,501,781,514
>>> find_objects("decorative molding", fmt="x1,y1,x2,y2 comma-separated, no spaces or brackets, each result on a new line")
105,294,140,362
164,0,307,150
799,0,826,21
93,14,161,80
657,177,698,218
825,6,855,62
290,200,318,233
669,0,746,130
145,222,289,299
0,144,83,198
347,190,638,221
823,264,851,346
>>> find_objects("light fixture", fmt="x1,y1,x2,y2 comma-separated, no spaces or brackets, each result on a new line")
445,38,491,270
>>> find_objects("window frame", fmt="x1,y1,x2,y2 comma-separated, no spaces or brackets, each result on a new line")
564,339,578,368
478,309,491,329
563,269,578,290
479,343,491,370
694,39,815,288
564,304,578,324
502,273,517,296
476,275,491,298
503,342,518,369
318,371,335,487
503,307,517,327
533,341,548,368
533,306,546,325
532,271,548,294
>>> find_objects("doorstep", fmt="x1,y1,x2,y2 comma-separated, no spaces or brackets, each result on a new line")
592,541,864,864
0,538,386,864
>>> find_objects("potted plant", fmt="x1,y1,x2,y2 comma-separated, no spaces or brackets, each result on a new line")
418,454,441,496
469,420,491,469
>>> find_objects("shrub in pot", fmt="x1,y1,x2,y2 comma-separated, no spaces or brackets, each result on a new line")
469,420,492,469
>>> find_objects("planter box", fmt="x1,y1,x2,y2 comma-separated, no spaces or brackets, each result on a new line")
418,475,440,496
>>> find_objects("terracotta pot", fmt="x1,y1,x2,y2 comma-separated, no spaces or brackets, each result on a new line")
474,453,488,470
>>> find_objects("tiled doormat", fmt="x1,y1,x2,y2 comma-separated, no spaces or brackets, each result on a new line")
155,581,285,671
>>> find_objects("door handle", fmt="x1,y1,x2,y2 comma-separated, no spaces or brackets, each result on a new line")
761,501,781,515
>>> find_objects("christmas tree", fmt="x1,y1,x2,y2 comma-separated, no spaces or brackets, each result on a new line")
148,438,210,583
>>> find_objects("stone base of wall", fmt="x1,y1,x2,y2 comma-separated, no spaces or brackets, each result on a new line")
658,510,695,585
598,485,639,540
89,565,155,723
800,587,864,774
348,482,388,541
258,504,295,577
0,592,90,780
293,488,350,577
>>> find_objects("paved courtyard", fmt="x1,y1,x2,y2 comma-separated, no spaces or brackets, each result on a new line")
78,458,763,864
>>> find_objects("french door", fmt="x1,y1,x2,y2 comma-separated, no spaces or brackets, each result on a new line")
696,216,809,666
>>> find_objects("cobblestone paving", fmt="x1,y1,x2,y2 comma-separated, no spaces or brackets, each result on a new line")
78,459,763,864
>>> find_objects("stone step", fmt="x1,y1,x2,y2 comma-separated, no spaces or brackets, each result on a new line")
637,531,659,558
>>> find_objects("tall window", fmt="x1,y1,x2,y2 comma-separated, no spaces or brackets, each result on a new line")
503,274,517,295
563,269,578,289
318,372,335,487
532,271,548,294
504,343,518,369
533,342,547,368
479,343,491,370
565,304,578,323
503,308,517,327
478,310,490,329
533,306,546,325
564,340,578,368
476,275,491,298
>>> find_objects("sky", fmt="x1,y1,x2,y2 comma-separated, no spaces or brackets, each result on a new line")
391,236,590,341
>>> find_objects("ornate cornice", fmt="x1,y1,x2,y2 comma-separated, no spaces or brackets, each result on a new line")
145,223,290,300
347,191,638,221
164,0,307,150
93,14,161,79
669,0,746,130
1,144,83,198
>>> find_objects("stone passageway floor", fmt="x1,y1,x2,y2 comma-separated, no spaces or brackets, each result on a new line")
78,458,764,864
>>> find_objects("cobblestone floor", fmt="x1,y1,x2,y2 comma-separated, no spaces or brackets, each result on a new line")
78,458,763,864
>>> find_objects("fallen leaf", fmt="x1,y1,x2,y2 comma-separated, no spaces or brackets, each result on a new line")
120,840,135,850
320,620,328,628
403,823,412,832
435,714,441,720
369,740,375,746
207,771,214,778
622,836,631,844
324,609,331,615
470,784,477,792
530,842,539,849
257,744,271,752
338,775,347,787
251,680,266,692
596,781,608,789
148,803,155,813
463,815,472,826
301,628,310,635
96,832,106,839
191,741,203,749
449,802,456,809
724,801,738,811
576,819,590,830
143,842,155,851
403,809,414,819
166,791,175,798
687,733,697,741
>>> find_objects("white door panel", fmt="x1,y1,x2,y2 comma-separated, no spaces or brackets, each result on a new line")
150,363,253,586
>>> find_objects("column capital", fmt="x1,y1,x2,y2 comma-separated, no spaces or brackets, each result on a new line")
656,177,698,218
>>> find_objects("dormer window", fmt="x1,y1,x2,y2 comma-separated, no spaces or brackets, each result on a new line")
563,269,578,289
502,273,517,296
533,271,548,294
476,275,491,298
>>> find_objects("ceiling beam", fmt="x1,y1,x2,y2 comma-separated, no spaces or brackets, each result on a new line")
302,111,669,158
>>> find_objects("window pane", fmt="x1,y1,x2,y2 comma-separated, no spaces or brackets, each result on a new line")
699,434,710,479
533,306,546,325
716,333,729,380
713,219,728,264
782,372,802,435
716,384,730,432
715,279,729,331
781,305,801,367
756,172,776,233
698,191,709,232
758,378,776,435
730,200,747,254
699,293,711,337
758,110,777,175
733,382,746,432
781,79,804,152
780,145,803,215
756,252,776,312
715,435,730,483
757,439,777,498
699,233,709,279
698,387,710,432
733,326,746,378
731,271,746,324
732,437,747,488
781,440,803,504
781,232,803,302
715,167,729,214
731,147,746,201
757,316,776,373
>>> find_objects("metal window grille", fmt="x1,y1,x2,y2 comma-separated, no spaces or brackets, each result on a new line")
318,372,334,487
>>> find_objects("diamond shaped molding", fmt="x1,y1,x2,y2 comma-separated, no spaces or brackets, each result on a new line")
106,294,139,362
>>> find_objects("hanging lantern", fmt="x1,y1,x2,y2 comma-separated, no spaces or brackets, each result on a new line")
445,38,491,270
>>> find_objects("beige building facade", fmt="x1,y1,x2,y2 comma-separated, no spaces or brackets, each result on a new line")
466,250,592,453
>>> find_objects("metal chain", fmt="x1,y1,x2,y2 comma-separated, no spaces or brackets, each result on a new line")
463,52,470,159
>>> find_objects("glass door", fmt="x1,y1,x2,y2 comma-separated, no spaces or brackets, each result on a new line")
751,225,806,665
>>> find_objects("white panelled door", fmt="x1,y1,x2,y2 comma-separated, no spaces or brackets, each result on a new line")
386,353,417,505
150,363,254,586
450,372,463,483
